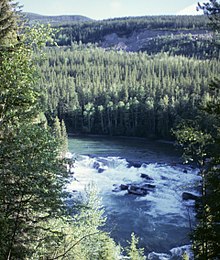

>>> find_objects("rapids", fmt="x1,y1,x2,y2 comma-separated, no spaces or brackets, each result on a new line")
66,136,201,259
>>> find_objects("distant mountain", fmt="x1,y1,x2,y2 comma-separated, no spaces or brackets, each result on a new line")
25,13,213,57
24,12,93,25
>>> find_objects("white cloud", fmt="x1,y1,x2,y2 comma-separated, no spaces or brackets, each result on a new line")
176,3,203,15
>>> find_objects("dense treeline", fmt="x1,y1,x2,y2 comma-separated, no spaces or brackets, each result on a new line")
0,1,128,259
38,43,220,138
53,15,209,46
28,14,215,58
25,13,92,26
1,0,218,258
174,1,220,259
140,33,220,59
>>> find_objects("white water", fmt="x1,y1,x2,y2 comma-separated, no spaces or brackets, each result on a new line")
66,154,201,258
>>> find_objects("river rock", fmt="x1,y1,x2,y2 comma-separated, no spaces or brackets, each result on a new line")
170,244,193,258
120,184,129,190
140,173,154,181
140,183,156,190
128,185,148,196
182,192,198,201
112,182,155,195
112,184,129,192
127,161,143,168
112,185,121,192
93,161,100,169
97,158,109,165
98,168,105,173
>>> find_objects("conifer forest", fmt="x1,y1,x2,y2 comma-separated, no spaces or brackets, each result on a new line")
0,0,220,259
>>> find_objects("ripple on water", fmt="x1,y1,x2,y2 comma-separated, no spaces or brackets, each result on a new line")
66,154,200,255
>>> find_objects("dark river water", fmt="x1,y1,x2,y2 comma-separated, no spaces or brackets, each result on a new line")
67,136,200,259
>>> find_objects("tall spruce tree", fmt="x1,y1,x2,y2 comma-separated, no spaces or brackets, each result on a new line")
0,0,19,45
0,1,68,258
0,2,124,259
174,1,220,259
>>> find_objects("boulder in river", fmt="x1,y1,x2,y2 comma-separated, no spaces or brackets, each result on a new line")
120,184,129,190
182,192,199,201
128,185,148,196
140,183,156,190
140,173,154,181
112,184,121,192
112,184,129,192
98,168,105,173
127,160,143,168
93,161,100,170
112,182,155,195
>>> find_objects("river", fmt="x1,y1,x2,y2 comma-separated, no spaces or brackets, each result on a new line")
66,136,200,259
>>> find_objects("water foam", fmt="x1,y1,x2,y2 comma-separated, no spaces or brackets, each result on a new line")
66,154,200,255
66,155,200,217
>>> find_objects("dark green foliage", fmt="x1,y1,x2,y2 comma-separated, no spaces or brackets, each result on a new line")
0,3,124,259
174,124,213,166
51,15,209,46
0,0,20,45
192,79,220,259
198,0,220,30
126,233,145,260
38,43,220,138
25,13,215,59
140,33,220,59
177,3,220,258
25,13,92,26
0,1,68,258
174,2,220,255
52,116,69,155
174,83,220,260
0,124,67,259
0,42,38,130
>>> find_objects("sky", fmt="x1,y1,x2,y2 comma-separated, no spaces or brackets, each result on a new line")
18,0,203,20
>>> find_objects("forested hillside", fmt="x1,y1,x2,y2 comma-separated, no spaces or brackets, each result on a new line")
53,15,209,45
25,13,219,139
27,14,214,55
25,12,92,25
1,0,219,258
38,43,220,138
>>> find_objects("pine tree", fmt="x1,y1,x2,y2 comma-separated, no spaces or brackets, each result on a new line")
0,2,69,258
61,119,68,153
126,233,145,260
53,116,62,138
174,3,220,254
0,0,19,45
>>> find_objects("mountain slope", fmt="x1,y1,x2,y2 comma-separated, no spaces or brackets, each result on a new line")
25,14,213,57
24,12,92,25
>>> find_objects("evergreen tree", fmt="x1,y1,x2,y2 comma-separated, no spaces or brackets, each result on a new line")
175,83,220,259
0,1,68,258
28,185,121,260
0,2,124,259
53,116,62,138
61,119,68,154
0,0,19,46
174,2,220,258
38,43,220,139
126,233,145,260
